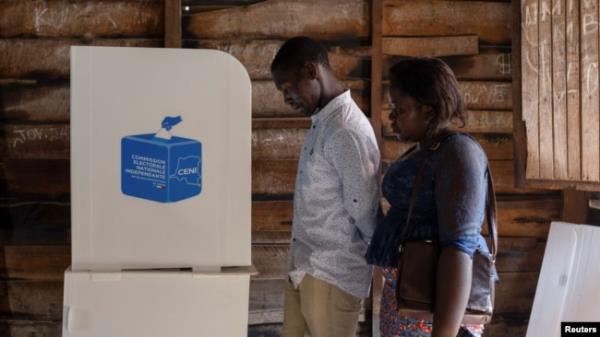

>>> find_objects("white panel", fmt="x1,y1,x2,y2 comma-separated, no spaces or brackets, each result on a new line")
561,224,600,321
526,222,600,337
70,47,251,271
62,268,251,337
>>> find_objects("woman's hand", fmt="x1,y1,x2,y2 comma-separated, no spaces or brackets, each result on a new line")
432,246,473,337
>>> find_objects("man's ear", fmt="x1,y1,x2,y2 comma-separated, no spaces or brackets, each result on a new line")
302,62,319,80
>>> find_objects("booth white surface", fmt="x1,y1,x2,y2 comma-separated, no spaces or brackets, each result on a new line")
70,46,251,271
526,221,600,337
62,268,251,337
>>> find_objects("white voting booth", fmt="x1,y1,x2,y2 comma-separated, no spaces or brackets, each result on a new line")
526,222,600,337
64,47,254,337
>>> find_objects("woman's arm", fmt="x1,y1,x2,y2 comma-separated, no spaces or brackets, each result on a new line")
433,135,488,337
432,247,473,337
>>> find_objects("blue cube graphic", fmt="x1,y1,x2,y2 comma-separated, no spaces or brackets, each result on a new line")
121,133,202,203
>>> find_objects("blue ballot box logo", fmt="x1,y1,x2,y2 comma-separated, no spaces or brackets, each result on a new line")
121,116,202,203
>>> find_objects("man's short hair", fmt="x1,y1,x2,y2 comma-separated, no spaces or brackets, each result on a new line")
271,36,331,73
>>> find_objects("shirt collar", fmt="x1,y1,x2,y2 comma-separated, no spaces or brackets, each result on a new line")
311,90,351,124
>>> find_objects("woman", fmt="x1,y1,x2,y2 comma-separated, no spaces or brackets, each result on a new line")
366,58,494,337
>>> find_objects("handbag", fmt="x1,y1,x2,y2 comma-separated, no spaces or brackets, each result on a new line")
394,136,498,325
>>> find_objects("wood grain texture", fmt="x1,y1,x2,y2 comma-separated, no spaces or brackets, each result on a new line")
1,124,69,159
371,0,384,154
552,0,568,180
164,0,182,47
0,200,70,245
186,0,369,40
537,0,555,179
580,0,600,181
460,81,513,111
195,40,368,80
0,84,69,122
521,0,541,179
566,0,581,180
442,52,512,81
382,36,478,57
382,0,511,45
1,159,70,196
0,1,163,38
0,39,162,79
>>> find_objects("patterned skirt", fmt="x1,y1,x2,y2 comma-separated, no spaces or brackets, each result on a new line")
379,268,484,337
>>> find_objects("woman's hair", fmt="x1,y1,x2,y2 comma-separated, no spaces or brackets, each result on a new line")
389,57,466,136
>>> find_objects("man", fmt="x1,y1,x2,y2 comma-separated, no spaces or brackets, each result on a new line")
271,37,380,337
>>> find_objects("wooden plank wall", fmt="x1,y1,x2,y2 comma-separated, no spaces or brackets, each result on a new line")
0,0,164,197
520,0,600,189
0,1,564,337
0,1,164,335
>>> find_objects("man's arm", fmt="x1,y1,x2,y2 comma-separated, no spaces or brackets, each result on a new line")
325,128,380,242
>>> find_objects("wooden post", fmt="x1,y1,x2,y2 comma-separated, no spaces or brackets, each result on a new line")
562,190,590,224
165,0,182,48
370,3,383,336
371,0,383,151
512,0,527,188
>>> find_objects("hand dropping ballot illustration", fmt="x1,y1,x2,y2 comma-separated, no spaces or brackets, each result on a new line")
121,115,202,203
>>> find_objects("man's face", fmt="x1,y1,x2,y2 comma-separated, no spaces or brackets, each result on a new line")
272,65,321,116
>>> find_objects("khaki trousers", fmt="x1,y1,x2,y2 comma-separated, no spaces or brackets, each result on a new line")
282,274,362,337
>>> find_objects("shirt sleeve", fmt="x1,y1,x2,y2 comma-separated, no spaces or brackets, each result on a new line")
434,135,488,257
324,128,380,243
